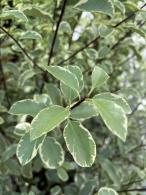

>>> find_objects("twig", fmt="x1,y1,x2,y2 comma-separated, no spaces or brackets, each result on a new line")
0,26,36,67
47,0,68,66
57,36,100,66
0,26,45,73
70,96,87,110
0,60,11,108
118,187,146,193
129,93,146,118
56,2,146,66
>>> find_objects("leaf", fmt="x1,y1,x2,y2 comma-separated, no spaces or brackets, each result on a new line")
64,121,96,167
99,158,120,186
16,132,44,166
75,0,114,17
4,159,21,176
114,1,125,16
97,187,119,195
90,66,109,93
70,100,98,120
98,46,110,59
61,82,78,103
18,69,36,87
47,83,61,105
57,167,69,182
0,116,4,125
93,98,127,141
94,93,132,114
33,94,52,107
61,66,84,103
30,105,70,140
39,137,64,169
1,10,28,22
124,24,145,38
23,6,51,19
14,122,31,136
98,24,113,37
9,99,45,117
22,163,33,179
20,31,42,40
2,144,16,162
67,66,84,91
45,66,79,94
79,179,96,195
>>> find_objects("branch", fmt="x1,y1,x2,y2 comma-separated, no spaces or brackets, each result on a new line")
0,60,11,108
129,93,146,118
0,26,46,73
118,187,146,193
47,0,68,66
57,36,100,66
114,3,146,28
0,26,36,67
70,96,87,110
56,2,146,66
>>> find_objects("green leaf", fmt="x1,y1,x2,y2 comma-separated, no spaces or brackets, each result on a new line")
45,66,79,94
39,137,64,169
22,163,33,179
97,187,119,195
4,159,21,176
57,167,69,182
20,31,42,40
33,94,52,106
114,1,125,16
124,24,145,38
1,10,28,22
16,132,44,166
94,93,131,114
0,116,4,125
99,158,120,186
98,24,113,37
93,98,127,141
75,0,114,17
61,66,84,103
18,69,36,87
90,66,109,93
2,144,17,162
67,66,84,91
70,100,98,120
79,179,96,195
61,82,78,104
30,105,70,140
9,99,45,117
64,121,96,167
14,122,30,136
23,6,51,19
47,83,61,105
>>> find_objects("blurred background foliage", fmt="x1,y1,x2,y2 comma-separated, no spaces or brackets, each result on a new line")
0,0,146,194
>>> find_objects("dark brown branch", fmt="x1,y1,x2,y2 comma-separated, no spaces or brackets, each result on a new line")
70,96,87,110
118,187,146,193
47,0,68,65
56,2,146,66
111,31,131,50
0,26,36,67
57,36,100,66
114,3,146,28
129,93,146,118
0,60,11,108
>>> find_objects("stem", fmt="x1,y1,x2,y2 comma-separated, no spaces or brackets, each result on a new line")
0,60,11,108
56,2,146,66
47,0,68,66
0,26,36,67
